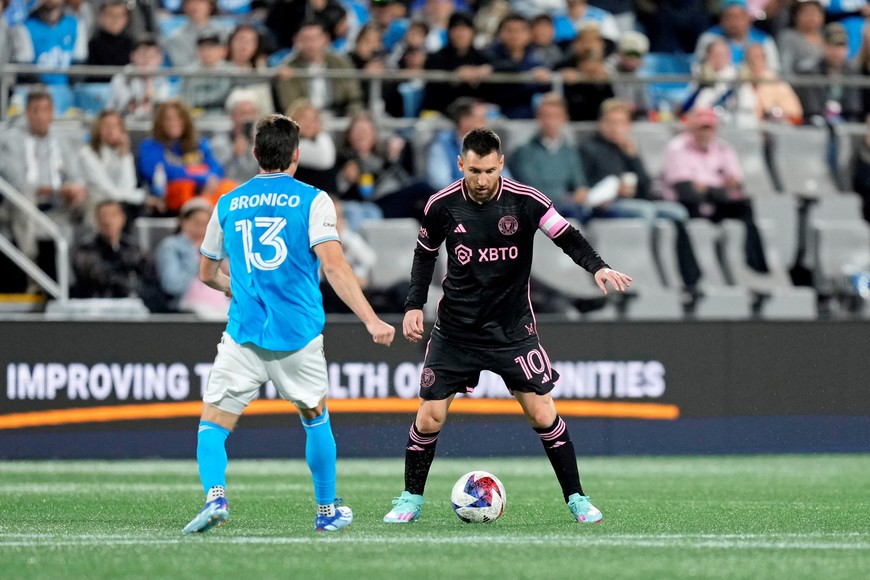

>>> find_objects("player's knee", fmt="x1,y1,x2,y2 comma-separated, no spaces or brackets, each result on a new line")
527,408,556,429
415,413,445,433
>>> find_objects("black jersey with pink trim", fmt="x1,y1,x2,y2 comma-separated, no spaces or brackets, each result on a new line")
406,177,606,347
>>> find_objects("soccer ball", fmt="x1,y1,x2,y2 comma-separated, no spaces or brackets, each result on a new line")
450,471,506,523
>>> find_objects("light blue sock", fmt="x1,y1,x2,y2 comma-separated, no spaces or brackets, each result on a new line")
197,421,230,495
301,409,337,506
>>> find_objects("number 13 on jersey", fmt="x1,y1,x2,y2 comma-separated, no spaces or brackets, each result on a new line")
235,217,288,273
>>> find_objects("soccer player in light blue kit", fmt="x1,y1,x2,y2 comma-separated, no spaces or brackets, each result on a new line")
182,114,395,534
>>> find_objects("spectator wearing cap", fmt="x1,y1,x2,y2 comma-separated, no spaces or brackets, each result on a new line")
164,0,229,67
777,0,825,75
529,13,564,69
422,11,491,115
209,88,261,182
180,29,234,115
605,31,651,119
795,22,861,123
557,22,615,122
108,34,171,117
274,19,362,116
694,0,781,71
85,0,132,72
484,12,550,119
661,107,768,273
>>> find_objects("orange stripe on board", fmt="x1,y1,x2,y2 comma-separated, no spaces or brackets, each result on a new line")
0,398,679,430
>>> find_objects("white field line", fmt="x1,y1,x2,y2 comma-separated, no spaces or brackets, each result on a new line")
0,533,867,551
0,482,309,494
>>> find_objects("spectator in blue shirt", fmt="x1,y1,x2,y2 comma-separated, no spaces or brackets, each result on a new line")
694,0,781,71
11,0,87,86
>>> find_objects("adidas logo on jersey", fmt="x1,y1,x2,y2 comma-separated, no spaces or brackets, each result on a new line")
454,224,467,233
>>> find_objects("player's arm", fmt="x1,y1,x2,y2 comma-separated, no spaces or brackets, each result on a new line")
403,207,446,343
199,205,232,297
538,206,632,294
314,240,395,346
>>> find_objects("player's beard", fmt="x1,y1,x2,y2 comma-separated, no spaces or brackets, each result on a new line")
466,177,499,204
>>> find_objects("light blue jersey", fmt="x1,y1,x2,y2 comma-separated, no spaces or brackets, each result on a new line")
200,173,339,351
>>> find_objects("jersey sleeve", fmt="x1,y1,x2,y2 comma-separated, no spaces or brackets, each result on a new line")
309,191,340,247
416,202,447,253
200,206,226,260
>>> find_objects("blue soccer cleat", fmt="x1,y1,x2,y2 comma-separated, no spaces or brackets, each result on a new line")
383,491,424,523
315,498,353,532
182,496,229,534
567,493,603,524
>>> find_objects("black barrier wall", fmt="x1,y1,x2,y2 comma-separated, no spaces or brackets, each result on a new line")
1,320,868,458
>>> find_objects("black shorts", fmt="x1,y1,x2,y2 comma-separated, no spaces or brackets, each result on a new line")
418,336,560,400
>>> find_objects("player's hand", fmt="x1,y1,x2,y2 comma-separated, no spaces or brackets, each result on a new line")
367,319,395,347
595,268,632,295
403,309,424,343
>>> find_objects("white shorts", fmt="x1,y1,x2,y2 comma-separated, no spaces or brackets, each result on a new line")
205,332,328,414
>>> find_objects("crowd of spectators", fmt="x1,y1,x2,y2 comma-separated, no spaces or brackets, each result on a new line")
3,0,870,313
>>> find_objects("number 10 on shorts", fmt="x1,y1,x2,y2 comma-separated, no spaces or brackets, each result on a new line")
514,348,551,383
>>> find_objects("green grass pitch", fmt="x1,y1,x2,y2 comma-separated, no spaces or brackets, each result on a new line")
1,455,868,579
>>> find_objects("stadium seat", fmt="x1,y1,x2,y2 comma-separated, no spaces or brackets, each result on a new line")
531,220,603,300
686,219,729,288
359,218,420,290
811,219,870,294
692,286,752,319
73,83,113,115
586,219,666,291
720,219,792,295
758,288,817,320
832,122,864,191
652,220,683,288
630,121,676,178
134,217,178,254
804,192,866,270
638,53,694,110
492,120,539,156
44,297,150,319
767,125,839,195
752,195,800,270
717,126,776,195
623,290,684,320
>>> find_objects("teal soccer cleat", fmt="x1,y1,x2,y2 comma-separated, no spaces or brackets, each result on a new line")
182,497,229,534
567,493,603,524
383,491,424,523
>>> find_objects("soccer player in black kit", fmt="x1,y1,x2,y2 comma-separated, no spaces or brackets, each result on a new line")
383,128,632,524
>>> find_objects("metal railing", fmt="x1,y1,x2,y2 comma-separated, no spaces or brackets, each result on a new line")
0,177,70,303
4,62,870,121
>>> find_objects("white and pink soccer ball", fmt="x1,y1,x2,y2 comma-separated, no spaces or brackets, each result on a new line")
450,471,506,523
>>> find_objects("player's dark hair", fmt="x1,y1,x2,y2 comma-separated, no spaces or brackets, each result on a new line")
461,127,501,158
254,114,300,171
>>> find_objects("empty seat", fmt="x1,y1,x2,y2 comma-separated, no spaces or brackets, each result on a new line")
586,219,665,291
833,122,865,191
752,195,799,269
359,218,420,290
134,217,178,253
717,126,776,194
630,121,676,177
720,219,792,294
692,286,752,319
759,288,817,320
652,220,683,288
767,125,839,195
812,219,870,293
686,219,729,288
623,290,684,320
531,220,603,300
492,120,540,156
